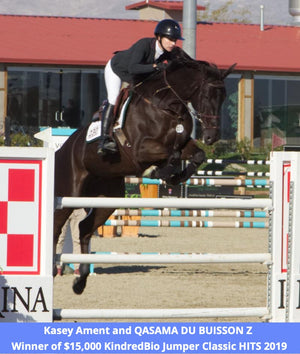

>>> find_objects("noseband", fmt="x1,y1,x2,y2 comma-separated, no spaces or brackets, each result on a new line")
189,107,220,131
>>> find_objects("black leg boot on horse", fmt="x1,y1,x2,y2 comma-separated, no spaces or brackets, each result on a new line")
97,103,118,155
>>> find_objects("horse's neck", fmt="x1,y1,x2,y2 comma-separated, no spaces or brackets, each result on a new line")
136,66,196,100
164,66,200,101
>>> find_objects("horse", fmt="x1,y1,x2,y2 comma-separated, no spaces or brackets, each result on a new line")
54,48,235,294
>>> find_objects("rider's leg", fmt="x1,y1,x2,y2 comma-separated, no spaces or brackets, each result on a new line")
97,103,117,154
97,60,121,155
105,60,122,105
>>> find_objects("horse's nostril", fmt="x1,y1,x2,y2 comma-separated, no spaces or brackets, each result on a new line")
205,135,215,145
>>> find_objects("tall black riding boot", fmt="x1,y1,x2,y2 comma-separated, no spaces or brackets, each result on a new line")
97,103,118,155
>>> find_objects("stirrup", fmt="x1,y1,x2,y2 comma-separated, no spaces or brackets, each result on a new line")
104,140,117,151
97,136,117,155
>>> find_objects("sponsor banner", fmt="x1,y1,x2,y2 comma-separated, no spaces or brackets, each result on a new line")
0,275,53,322
0,323,299,353
0,160,42,275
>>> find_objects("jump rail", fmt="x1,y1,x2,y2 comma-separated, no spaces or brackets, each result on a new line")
197,171,270,177
125,177,269,187
104,219,269,228
56,252,272,265
205,159,270,165
112,209,268,218
56,197,272,210
53,307,269,320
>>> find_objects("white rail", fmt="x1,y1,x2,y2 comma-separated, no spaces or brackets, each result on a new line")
56,197,272,210
53,307,269,320
57,252,272,265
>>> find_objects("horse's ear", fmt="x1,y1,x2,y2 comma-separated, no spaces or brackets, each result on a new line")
222,63,237,78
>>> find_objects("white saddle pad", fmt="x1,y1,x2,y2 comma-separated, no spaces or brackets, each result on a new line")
86,96,130,142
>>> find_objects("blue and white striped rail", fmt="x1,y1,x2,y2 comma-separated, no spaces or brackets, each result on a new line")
112,209,268,218
125,177,269,187
105,219,268,228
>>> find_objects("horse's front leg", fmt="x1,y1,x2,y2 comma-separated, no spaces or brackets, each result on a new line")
165,139,205,185
149,151,181,180
72,207,115,295
72,209,94,295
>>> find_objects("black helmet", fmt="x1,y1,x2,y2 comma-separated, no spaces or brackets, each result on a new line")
154,19,184,40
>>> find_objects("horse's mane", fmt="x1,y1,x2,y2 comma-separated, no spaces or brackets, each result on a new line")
167,47,222,80
134,47,228,94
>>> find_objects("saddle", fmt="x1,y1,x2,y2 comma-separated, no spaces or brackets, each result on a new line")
114,86,131,119
90,87,134,154
112,87,133,149
89,87,143,170
92,86,131,126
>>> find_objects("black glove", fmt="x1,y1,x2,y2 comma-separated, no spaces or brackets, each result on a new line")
155,61,168,71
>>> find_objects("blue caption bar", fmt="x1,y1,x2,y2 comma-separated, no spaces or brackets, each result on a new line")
0,323,299,353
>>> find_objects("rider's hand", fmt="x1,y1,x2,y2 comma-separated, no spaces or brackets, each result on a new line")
155,62,168,71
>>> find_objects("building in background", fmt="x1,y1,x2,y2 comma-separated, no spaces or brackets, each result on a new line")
125,0,205,21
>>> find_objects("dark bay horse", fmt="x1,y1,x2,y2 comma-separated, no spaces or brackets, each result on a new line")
54,49,235,294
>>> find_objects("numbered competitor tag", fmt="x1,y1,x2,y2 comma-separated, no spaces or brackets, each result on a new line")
86,121,101,142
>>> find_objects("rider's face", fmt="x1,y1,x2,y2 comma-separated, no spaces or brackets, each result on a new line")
159,36,177,52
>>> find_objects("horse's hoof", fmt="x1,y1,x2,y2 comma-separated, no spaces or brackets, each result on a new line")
72,277,87,295
142,165,157,178
165,175,181,186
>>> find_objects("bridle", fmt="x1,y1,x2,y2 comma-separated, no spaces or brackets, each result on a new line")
133,65,223,131
161,69,221,131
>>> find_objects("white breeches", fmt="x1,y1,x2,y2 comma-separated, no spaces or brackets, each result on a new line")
104,60,122,105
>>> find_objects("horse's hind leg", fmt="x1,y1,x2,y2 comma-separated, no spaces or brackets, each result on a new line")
72,207,115,295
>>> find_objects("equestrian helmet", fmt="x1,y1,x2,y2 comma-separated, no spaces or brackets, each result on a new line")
154,19,184,40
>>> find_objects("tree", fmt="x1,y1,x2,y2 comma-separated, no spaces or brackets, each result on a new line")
199,0,251,24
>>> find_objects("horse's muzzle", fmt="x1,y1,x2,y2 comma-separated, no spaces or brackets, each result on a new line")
202,129,220,145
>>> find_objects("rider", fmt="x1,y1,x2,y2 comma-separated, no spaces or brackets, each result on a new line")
97,19,184,155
